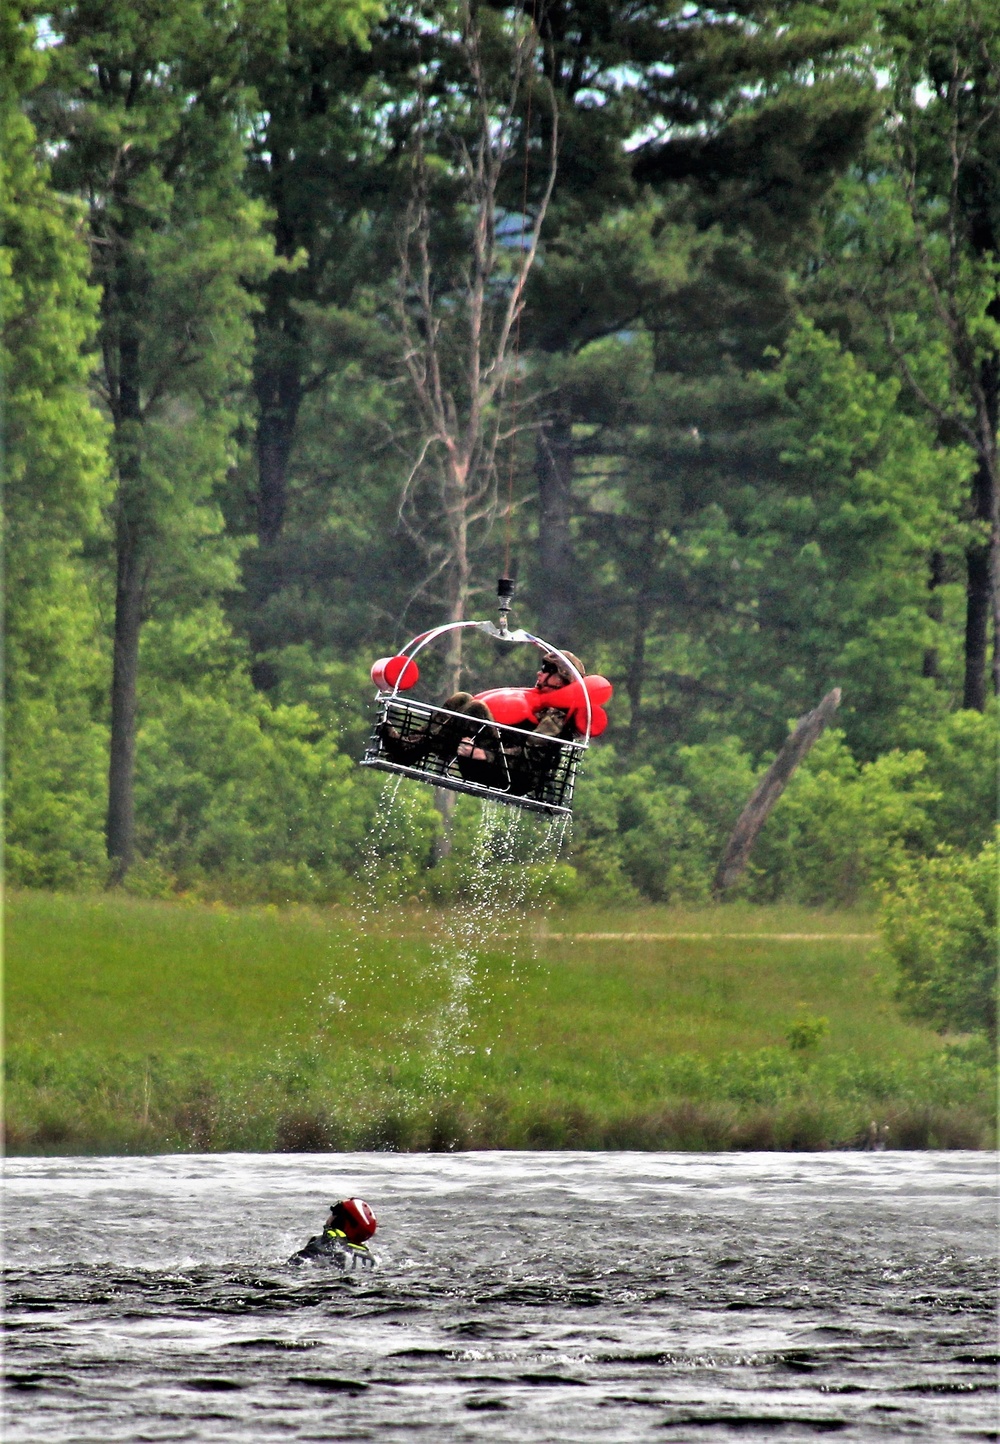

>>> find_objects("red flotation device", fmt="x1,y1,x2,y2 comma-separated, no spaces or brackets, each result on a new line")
370,651,612,737
371,655,419,691
475,675,612,737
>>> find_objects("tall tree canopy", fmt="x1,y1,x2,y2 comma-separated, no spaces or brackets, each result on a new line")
39,0,275,876
811,0,1000,711
2,8,110,886
5,0,993,901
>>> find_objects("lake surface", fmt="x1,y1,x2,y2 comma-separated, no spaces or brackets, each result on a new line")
3,1152,997,1442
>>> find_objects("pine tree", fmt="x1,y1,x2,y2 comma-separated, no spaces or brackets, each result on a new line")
41,0,274,879
516,0,877,653
811,0,1000,709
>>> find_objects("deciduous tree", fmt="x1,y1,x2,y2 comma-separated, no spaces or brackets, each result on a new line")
2,9,111,885
392,0,557,690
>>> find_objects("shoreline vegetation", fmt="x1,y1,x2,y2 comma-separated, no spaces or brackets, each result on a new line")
5,891,994,1156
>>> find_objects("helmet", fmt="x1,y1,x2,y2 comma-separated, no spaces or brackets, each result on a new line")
335,1198,377,1243
541,650,584,683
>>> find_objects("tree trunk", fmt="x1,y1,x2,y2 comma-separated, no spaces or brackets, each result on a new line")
985,374,1000,701
534,409,576,642
969,337,1000,704
433,787,456,863
105,303,146,884
713,688,841,896
254,360,303,547
441,471,470,696
922,550,945,681
106,516,145,881
245,352,304,690
625,585,652,754
433,473,470,863
963,536,990,711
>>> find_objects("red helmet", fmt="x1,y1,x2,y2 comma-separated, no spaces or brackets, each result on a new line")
336,1198,377,1244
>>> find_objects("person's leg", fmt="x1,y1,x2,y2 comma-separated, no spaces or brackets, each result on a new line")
441,692,479,713
381,694,488,763
510,712,566,796
379,710,432,762
382,694,501,772
430,696,495,755
434,696,507,781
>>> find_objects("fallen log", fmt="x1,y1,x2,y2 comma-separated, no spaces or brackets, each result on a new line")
713,687,842,896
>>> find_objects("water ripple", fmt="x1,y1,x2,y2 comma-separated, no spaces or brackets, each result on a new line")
3,1152,996,1441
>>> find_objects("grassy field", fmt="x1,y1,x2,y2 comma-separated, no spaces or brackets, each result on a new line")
4,891,994,1153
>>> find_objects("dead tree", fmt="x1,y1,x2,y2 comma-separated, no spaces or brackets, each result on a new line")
392,5,557,856
394,3,558,696
713,688,842,896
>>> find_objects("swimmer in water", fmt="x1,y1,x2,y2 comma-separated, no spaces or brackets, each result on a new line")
290,1198,377,1269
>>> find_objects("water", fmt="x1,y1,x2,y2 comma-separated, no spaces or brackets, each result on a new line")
340,790,568,1083
4,1153,996,1442
423,803,568,1069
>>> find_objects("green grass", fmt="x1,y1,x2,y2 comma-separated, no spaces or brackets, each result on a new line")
4,891,994,1153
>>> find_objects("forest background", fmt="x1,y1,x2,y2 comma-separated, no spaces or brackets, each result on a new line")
3,0,998,1062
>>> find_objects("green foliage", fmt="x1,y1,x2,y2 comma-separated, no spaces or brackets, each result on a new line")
685,320,967,756
45,0,277,591
1,10,111,887
568,726,940,907
3,0,992,911
748,729,940,904
568,740,755,905
784,1015,830,1052
805,0,1000,712
132,670,438,900
4,694,109,889
907,704,999,853
880,836,999,1041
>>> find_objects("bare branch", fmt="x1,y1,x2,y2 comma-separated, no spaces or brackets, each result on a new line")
388,6,558,667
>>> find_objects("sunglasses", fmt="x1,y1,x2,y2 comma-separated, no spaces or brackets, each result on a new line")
538,661,561,675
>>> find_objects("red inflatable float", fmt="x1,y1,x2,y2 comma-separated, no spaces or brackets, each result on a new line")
475,675,612,737
371,652,612,737
370,654,419,691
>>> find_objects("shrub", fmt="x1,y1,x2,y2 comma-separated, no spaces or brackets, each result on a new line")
879,835,998,1041
785,1015,830,1052
133,681,439,899
747,730,939,904
915,704,999,853
570,744,745,903
570,729,942,907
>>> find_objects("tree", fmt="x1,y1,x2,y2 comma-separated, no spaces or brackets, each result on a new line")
392,0,557,690
514,0,877,646
234,0,401,681
814,0,1000,709
40,0,274,879
242,0,382,547
2,8,111,885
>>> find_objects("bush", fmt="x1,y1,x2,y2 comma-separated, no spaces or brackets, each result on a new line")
569,729,941,907
785,1015,830,1052
745,729,938,904
569,743,751,903
4,693,109,889
915,704,998,853
879,835,998,1041
133,680,439,899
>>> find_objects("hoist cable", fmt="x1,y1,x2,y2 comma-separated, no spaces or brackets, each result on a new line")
502,4,537,581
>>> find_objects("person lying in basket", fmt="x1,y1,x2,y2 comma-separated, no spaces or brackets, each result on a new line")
289,1198,377,1269
378,649,590,791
